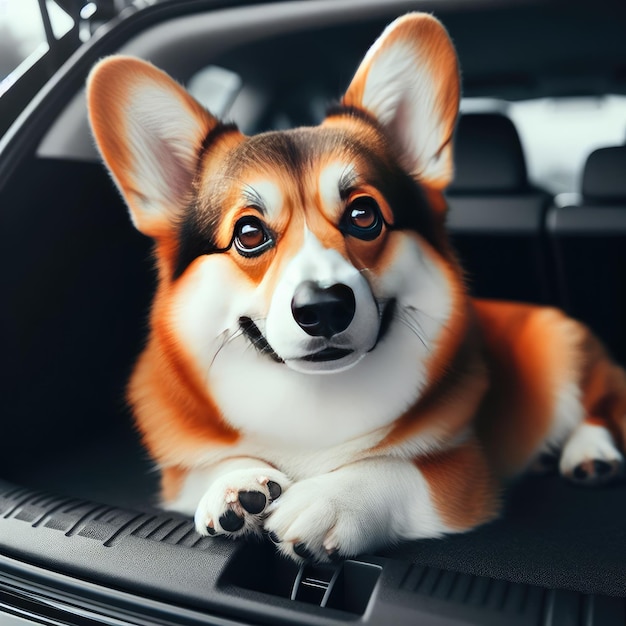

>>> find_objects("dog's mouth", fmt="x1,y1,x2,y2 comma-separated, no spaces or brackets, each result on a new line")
239,317,352,363
238,317,284,364
239,299,395,368
301,347,354,362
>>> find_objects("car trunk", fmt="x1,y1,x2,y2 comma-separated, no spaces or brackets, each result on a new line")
2,1,626,624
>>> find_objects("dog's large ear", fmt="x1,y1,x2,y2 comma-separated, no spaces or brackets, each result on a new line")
87,56,220,238
341,13,460,190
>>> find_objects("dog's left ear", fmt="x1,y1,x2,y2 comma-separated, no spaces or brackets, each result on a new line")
341,13,460,190
87,56,222,238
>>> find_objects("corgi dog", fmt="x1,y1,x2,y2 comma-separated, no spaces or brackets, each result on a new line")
87,13,626,563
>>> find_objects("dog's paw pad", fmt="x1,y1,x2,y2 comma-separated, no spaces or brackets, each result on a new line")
219,509,245,532
570,459,621,485
267,480,282,501
560,423,624,486
194,468,290,538
239,490,267,514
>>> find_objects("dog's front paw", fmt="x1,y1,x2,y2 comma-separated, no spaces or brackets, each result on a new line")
194,468,290,538
264,475,378,563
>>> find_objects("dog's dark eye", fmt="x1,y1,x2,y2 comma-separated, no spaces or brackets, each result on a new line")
341,196,383,241
233,217,274,257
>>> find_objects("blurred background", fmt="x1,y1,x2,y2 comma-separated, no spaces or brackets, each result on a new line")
0,0,73,91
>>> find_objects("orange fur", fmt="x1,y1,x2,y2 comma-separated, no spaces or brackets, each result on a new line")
129,274,242,468
161,466,189,503
416,438,500,530
473,301,584,476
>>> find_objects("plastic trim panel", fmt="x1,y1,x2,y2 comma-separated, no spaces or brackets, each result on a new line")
2,481,626,626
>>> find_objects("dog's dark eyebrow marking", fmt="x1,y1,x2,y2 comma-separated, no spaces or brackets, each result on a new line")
325,103,380,129
197,121,239,164
338,166,358,201
241,185,267,213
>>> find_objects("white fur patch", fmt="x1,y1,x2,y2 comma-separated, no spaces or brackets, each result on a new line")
318,161,355,216
541,382,584,453
265,228,379,373
170,254,259,377
265,456,450,561
559,422,623,476
243,179,283,219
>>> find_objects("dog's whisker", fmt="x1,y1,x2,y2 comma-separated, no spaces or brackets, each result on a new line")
401,304,456,338
395,318,428,349
394,313,429,349
396,305,433,346
404,305,447,324
208,327,244,373
402,309,428,332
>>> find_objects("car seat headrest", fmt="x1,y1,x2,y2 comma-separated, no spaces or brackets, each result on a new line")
449,113,528,194
582,146,626,204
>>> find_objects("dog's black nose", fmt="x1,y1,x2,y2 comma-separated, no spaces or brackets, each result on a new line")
291,281,356,338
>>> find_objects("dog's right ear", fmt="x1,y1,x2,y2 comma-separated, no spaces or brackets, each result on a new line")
339,13,460,191
87,56,223,238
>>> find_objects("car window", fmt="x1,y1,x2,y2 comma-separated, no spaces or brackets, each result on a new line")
0,0,74,95
462,96,626,197
511,96,626,196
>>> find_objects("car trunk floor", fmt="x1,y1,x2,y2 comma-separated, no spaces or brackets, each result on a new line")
4,418,625,597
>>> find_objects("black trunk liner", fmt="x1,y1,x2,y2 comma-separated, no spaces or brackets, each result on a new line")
383,473,626,597
5,424,626,597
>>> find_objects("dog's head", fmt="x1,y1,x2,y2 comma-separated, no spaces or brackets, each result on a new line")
88,14,466,446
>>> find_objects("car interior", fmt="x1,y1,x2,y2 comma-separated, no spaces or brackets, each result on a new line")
1,0,626,624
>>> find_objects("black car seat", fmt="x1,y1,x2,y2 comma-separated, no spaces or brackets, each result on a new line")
446,113,554,304
547,145,626,365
